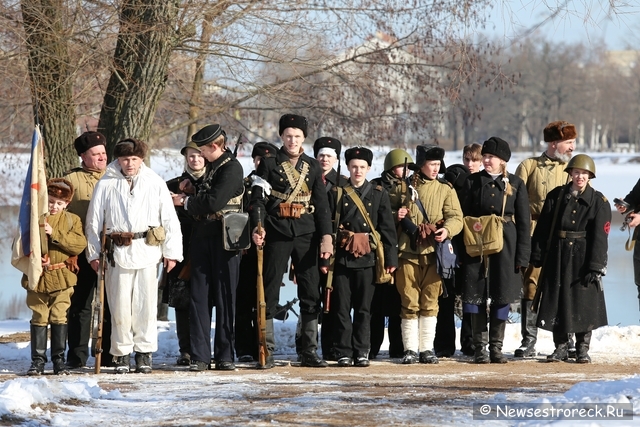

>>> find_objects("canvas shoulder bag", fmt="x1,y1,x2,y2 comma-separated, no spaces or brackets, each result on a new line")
462,184,508,258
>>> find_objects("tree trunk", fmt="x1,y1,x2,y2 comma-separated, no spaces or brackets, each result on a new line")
21,0,77,178
98,0,179,159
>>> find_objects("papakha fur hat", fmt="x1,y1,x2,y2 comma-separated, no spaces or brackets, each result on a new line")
74,131,106,156
544,121,577,143
113,138,148,159
47,178,74,202
279,114,308,137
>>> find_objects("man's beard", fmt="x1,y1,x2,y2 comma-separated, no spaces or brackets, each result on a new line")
555,151,572,163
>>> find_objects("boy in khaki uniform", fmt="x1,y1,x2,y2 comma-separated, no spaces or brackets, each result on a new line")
391,145,463,364
24,179,87,375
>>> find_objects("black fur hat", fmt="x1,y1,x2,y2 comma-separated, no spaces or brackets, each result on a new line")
481,137,511,162
313,137,342,158
74,131,106,156
251,142,279,159
414,145,445,169
344,146,373,166
279,114,308,137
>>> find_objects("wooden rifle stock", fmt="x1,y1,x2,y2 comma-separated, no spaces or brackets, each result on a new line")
256,208,269,367
94,222,107,374
324,160,342,313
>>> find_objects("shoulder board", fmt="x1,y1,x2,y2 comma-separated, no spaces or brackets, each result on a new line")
63,166,83,175
601,195,608,203
374,185,383,192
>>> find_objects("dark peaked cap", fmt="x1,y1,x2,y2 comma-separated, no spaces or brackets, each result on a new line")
191,124,226,147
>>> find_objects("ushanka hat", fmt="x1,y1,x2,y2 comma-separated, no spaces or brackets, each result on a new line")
113,138,148,159
191,124,227,147
544,121,577,143
313,137,342,158
47,178,74,202
344,146,373,166
74,131,106,156
481,137,511,162
414,144,445,169
278,114,308,137
251,142,278,159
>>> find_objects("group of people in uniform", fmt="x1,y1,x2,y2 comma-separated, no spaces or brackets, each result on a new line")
20,113,625,375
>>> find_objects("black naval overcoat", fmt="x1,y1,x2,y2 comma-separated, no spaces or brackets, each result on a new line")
531,183,610,334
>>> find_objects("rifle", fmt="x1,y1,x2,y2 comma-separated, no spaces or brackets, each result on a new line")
93,221,108,374
324,160,342,313
274,297,299,321
256,207,269,367
232,133,245,158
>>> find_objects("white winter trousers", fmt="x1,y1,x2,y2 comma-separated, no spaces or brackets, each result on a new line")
105,263,159,356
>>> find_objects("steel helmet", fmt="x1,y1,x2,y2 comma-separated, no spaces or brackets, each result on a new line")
565,154,596,178
384,149,414,172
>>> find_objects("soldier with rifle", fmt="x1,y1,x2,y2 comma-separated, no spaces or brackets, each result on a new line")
614,180,640,311
369,149,413,359
64,131,113,369
235,142,279,363
322,147,398,367
250,114,333,369
86,138,182,374
313,136,346,361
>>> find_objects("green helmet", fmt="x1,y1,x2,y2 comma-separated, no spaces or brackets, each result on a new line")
565,154,596,178
384,149,414,172
180,140,201,156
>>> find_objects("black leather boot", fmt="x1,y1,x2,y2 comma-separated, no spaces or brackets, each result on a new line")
51,324,69,375
27,324,48,375
575,331,592,364
256,319,276,369
514,300,537,357
471,311,489,364
299,315,327,367
489,318,508,364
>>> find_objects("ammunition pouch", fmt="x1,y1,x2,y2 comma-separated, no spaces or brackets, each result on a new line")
279,202,304,219
145,226,166,246
109,231,148,247
64,255,80,274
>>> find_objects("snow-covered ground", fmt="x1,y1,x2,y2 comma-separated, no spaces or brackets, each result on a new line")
0,319,639,426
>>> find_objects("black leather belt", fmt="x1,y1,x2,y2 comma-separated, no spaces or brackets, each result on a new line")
557,230,586,239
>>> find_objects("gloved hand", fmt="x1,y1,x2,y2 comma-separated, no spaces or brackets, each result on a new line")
346,233,371,258
582,271,602,288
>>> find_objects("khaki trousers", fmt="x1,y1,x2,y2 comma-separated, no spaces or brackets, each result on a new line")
27,287,74,326
395,258,442,318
